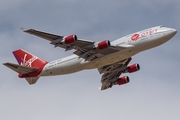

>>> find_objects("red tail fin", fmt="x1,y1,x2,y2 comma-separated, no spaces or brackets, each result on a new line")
13,49,48,68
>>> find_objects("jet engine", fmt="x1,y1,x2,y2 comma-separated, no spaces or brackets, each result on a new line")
116,76,129,85
63,35,77,44
127,64,140,73
97,40,111,49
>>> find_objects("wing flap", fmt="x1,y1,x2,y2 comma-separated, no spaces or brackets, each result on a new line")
3,62,38,74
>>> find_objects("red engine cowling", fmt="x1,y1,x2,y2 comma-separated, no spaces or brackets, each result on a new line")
97,40,110,49
127,64,140,73
117,76,129,85
63,35,77,44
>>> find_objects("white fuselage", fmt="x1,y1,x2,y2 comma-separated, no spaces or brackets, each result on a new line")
39,26,177,77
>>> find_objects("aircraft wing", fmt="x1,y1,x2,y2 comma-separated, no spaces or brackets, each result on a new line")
21,28,132,61
3,62,38,74
98,58,132,90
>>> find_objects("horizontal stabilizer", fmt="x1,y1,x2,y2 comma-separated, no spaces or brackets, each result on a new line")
3,62,38,74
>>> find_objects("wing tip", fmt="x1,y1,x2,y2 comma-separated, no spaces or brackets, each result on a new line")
20,27,29,32
3,62,9,66
3,62,7,65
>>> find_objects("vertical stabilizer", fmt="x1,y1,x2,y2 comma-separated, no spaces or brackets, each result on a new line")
13,49,48,68
9,49,49,84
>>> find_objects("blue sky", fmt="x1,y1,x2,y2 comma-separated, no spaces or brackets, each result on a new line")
0,0,180,120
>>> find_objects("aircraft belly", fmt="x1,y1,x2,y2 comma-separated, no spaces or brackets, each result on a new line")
82,49,137,69
55,60,83,75
40,58,83,76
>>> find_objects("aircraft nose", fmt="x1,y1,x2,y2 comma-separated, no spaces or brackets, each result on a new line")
172,29,177,35
164,28,177,37
170,28,177,35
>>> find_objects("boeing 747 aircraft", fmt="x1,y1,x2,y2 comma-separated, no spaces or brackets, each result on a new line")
3,26,177,90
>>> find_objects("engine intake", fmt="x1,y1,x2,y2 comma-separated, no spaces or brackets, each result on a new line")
97,40,110,49
63,35,77,44
117,76,129,85
127,64,140,73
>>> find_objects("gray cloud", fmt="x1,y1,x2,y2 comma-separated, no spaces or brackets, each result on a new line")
0,0,180,120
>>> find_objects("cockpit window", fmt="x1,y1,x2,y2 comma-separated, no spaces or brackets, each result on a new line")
160,25,164,28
